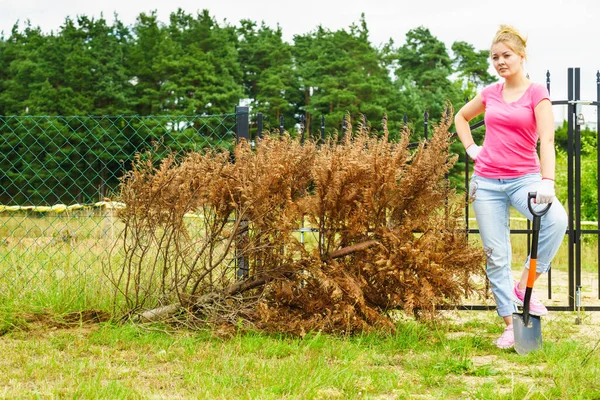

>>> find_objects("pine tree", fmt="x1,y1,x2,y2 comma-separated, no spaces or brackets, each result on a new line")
236,20,300,132
293,15,400,137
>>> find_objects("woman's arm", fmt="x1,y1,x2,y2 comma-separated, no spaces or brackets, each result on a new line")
454,93,486,151
535,98,556,180
534,98,557,204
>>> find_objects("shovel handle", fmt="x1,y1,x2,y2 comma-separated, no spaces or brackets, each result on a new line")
527,192,552,217
523,192,552,325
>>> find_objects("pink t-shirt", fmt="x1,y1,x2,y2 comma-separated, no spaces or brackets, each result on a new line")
474,82,550,178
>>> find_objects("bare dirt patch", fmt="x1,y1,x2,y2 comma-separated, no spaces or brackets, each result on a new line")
1,309,111,337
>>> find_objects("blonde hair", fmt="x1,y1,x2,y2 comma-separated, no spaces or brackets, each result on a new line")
491,25,528,59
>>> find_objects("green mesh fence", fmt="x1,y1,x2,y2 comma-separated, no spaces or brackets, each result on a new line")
0,114,236,310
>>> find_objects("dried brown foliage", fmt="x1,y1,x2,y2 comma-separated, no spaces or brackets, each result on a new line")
108,110,486,335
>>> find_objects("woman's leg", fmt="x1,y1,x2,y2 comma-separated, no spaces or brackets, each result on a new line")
507,174,569,314
507,174,568,275
470,175,517,320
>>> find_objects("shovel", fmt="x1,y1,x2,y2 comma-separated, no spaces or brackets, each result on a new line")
512,192,552,355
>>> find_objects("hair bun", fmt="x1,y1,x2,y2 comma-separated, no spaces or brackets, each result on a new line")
492,24,528,58
497,25,527,48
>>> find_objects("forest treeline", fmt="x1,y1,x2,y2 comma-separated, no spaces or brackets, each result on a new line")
0,9,496,134
0,9,595,218
0,9,506,206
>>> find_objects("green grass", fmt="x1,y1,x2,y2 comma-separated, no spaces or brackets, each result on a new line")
2,207,599,330
0,313,598,399
1,209,599,398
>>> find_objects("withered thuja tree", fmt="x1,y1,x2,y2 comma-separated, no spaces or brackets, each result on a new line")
106,109,486,334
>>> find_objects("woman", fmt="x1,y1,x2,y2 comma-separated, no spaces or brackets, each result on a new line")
455,25,568,349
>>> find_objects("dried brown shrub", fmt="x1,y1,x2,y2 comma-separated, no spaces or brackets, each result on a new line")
108,110,486,334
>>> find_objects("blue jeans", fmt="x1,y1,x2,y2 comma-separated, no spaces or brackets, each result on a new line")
470,173,568,317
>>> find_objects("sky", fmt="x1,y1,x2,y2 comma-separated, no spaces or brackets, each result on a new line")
1,0,599,124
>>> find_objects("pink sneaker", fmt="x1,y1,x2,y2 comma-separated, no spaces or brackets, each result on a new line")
513,282,548,316
494,325,514,349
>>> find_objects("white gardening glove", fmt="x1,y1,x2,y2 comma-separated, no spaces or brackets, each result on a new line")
536,179,555,204
466,144,482,160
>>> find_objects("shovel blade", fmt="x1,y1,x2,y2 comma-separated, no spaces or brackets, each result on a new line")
512,312,542,355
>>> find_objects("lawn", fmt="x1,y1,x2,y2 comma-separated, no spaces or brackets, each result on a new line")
1,209,599,399
0,310,598,399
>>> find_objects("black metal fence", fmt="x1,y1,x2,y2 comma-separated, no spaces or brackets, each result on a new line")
1,68,598,314
235,68,600,314
458,68,600,313
553,68,600,312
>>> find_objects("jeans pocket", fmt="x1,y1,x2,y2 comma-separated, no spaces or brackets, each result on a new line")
469,178,478,201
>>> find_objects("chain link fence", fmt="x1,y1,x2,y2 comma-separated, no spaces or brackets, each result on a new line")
4,105,598,314
0,113,236,310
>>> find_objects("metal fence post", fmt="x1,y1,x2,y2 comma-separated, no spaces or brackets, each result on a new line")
423,111,429,140
566,68,575,311
257,113,263,139
236,106,250,142
320,115,325,144
235,106,249,280
574,67,582,319
300,115,306,144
